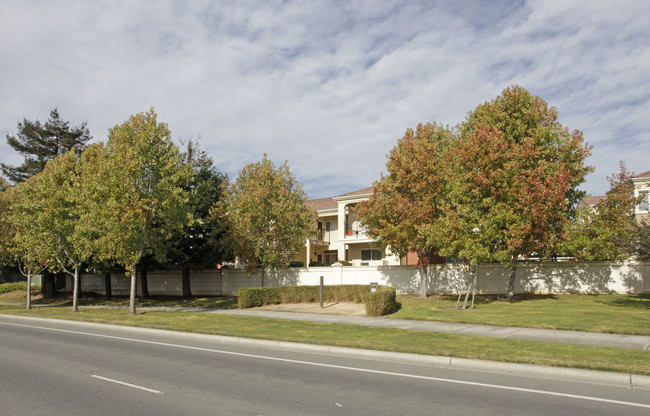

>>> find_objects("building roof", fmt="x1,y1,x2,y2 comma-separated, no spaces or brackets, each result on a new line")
581,196,607,207
632,170,650,179
306,187,374,212
305,197,337,211
333,186,374,199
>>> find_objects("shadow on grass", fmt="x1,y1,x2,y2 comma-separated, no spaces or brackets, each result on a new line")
596,294,650,309
34,293,239,309
433,293,559,306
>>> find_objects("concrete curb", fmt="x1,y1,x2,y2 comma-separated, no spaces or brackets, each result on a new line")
3,314,649,391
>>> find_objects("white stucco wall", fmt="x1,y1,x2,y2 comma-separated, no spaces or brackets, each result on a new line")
71,261,647,296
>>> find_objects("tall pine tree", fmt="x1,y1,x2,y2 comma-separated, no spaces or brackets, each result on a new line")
2,108,91,183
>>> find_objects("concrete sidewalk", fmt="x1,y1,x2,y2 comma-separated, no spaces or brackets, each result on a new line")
207,307,650,351
4,301,650,350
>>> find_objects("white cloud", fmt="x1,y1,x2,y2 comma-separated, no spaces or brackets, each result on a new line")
1,0,648,198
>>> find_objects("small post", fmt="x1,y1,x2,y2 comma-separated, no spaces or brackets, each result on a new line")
370,282,378,293
320,275,324,308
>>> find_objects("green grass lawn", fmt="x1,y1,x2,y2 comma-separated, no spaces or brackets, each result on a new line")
1,305,648,376
390,293,650,336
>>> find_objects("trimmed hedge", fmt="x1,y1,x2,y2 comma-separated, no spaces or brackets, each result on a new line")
238,284,398,316
364,287,398,317
0,282,41,294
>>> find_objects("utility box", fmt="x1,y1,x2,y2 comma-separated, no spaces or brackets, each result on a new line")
370,282,378,293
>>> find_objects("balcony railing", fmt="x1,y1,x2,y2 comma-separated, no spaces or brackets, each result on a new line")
344,229,369,240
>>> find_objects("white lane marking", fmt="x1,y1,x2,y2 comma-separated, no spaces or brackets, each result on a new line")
3,320,650,410
91,375,163,394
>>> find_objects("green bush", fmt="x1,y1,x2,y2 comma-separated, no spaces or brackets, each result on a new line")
0,282,41,294
238,284,398,316
364,287,398,317
288,261,304,268
308,261,325,267
338,260,352,266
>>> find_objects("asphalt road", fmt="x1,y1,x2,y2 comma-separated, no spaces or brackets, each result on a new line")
1,315,649,416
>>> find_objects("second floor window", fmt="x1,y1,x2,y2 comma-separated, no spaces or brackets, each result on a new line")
637,190,649,213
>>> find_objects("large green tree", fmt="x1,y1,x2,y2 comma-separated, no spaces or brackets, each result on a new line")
215,155,315,287
357,123,455,298
2,108,91,183
25,150,90,312
78,109,191,314
442,86,592,299
4,178,50,309
561,163,641,260
2,108,91,298
164,139,229,298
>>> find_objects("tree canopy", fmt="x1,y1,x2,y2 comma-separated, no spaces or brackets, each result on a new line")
561,163,640,261
164,139,230,298
359,85,593,299
2,108,91,183
356,123,455,298
3,178,50,308
215,155,315,286
20,149,88,311
77,109,191,314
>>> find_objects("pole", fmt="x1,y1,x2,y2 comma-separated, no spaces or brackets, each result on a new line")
320,275,324,308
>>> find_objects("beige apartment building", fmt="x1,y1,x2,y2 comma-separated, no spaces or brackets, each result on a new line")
297,187,402,267
632,170,650,222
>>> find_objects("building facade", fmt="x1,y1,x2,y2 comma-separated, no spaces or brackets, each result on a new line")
632,170,650,222
297,187,402,267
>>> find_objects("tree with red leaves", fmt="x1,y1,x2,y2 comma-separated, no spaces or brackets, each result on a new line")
441,86,593,299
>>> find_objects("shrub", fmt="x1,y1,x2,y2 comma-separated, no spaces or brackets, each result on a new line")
308,261,325,267
238,284,398,316
0,282,38,294
338,260,352,266
364,287,398,317
288,261,304,268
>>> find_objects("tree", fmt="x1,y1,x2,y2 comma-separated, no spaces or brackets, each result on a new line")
357,123,455,298
442,85,593,299
78,109,191,314
4,178,49,309
215,155,315,287
2,108,91,183
25,150,90,312
560,163,639,260
2,108,91,298
164,139,229,298
0,178,12,265
631,219,650,261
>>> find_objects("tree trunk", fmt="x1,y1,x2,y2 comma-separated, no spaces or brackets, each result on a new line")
261,267,265,288
507,265,517,301
104,272,112,299
26,271,32,310
40,271,57,299
419,265,428,299
141,269,150,299
182,266,192,299
129,264,137,315
72,267,80,313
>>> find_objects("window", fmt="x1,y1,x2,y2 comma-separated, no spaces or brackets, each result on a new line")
361,249,382,261
638,190,650,213
324,251,338,265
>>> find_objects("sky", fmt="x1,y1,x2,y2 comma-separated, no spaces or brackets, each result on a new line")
0,0,648,199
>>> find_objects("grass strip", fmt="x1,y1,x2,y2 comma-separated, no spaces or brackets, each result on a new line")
1,305,648,376
392,294,650,336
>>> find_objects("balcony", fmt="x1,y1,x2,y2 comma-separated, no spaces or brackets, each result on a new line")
343,228,370,241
